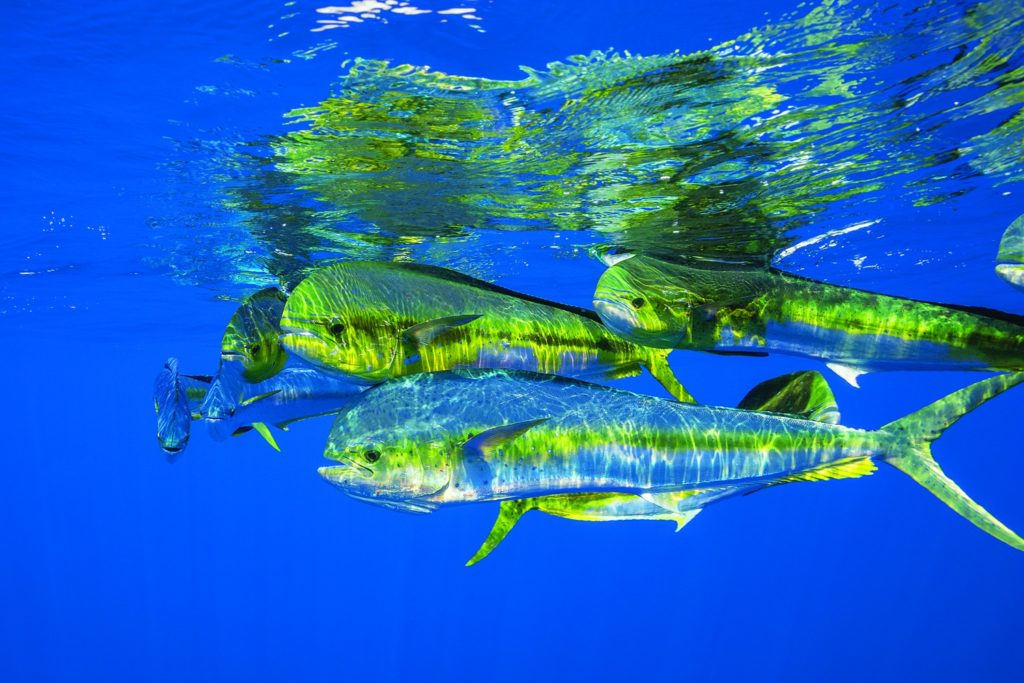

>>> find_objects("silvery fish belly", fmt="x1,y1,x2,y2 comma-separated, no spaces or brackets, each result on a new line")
593,255,1024,377
323,369,887,505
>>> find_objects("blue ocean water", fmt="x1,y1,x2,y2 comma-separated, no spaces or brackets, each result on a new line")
2,0,1023,680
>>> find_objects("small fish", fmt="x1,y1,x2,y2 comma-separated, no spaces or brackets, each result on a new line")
204,365,366,450
220,287,289,383
593,255,1024,385
153,358,210,459
467,369,839,564
997,215,1024,291
279,261,695,402
319,368,1024,563
160,360,363,456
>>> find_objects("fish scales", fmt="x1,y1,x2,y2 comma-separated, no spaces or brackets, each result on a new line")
326,370,886,503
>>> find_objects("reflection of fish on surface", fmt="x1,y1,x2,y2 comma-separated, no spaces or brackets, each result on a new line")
997,215,1024,291
594,255,1024,387
279,261,695,402
467,369,839,565
319,369,1024,564
153,357,211,459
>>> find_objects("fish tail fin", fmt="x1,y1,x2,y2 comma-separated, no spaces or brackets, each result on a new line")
881,372,1024,551
644,351,696,404
466,499,539,567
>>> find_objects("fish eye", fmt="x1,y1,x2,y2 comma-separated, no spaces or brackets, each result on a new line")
250,343,261,355
364,449,381,463
631,297,646,309
327,319,346,337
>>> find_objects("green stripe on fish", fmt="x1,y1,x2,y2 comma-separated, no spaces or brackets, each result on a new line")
593,255,1024,379
279,261,695,401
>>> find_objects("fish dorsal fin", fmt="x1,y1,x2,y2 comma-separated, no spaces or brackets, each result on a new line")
826,363,866,388
251,422,281,452
772,458,877,485
402,314,483,349
466,499,538,566
737,370,841,424
464,419,548,459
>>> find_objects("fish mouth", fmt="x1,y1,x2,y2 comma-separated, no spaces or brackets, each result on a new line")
321,452,374,477
219,351,246,363
593,297,639,336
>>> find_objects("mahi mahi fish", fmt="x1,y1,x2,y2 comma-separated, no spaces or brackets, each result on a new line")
278,261,695,402
319,368,1024,563
593,255,1024,387
153,357,211,458
220,287,289,383
156,361,363,456
467,369,840,564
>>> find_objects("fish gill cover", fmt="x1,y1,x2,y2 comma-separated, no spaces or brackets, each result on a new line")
156,0,1024,293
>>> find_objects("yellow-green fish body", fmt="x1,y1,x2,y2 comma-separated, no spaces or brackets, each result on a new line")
280,261,693,401
320,369,1024,562
594,255,1024,381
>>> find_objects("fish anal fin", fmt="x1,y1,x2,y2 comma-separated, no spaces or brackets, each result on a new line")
773,458,876,485
466,499,537,566
826,363,866,388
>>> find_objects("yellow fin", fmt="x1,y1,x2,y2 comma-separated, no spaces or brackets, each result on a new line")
252,422,281,452
774,458,876,484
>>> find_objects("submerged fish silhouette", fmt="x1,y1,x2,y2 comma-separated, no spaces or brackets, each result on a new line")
593,255,1024,386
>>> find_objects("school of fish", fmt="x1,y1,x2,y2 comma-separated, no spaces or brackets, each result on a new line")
157,218,1024,565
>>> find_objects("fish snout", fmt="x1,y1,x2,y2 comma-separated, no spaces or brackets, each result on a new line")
593,297,640,338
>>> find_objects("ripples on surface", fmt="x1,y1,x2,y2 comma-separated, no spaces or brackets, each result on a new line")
159,0,1024,291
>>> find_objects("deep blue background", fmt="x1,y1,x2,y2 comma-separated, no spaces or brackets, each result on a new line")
2,1,1022,681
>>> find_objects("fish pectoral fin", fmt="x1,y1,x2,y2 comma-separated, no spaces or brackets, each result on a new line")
466,499,538,566
239,389,282,407
464,418,548,459
826,363,867,388
644,352,697,403
251,422,281,452
402,314,483,349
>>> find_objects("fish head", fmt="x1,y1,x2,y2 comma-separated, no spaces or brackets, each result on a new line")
279,263,402,381
593,256,699,348
319,397,452,505
220,287,289,383
154,358,191,459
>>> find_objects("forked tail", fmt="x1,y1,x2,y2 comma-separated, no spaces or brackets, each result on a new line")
882,371,1024,551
